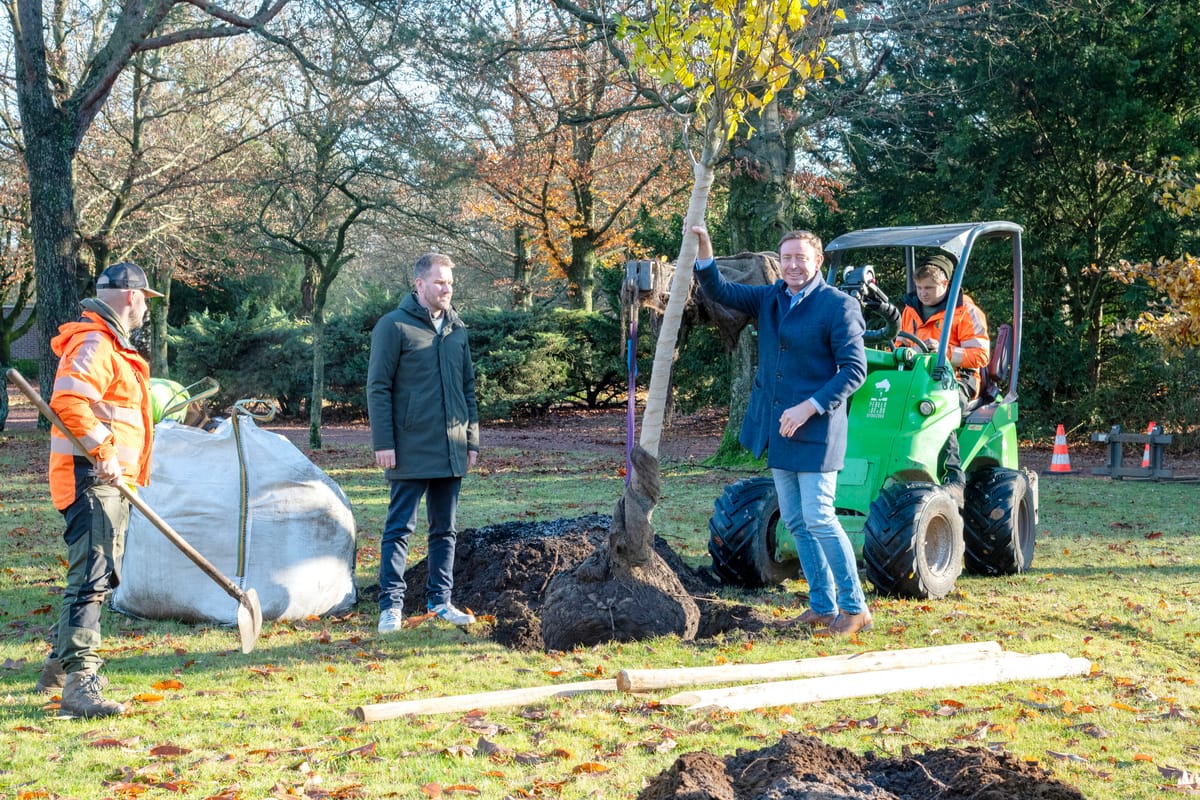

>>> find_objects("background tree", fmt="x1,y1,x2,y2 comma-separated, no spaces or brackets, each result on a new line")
412,0,689,312
71,37,283,374
0,158,35,366
1115,158,1200,348
4,0,295,396
0,156,35,430
252,37,401,448
835,0,1200,431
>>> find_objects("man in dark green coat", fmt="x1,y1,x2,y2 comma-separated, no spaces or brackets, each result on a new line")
367,253,480,633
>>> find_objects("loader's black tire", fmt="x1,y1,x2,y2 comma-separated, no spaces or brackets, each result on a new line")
863,483,964,599
707,477,800,588
963,467,1038,576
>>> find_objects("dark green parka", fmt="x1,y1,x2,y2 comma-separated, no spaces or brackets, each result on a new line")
366,293,479,480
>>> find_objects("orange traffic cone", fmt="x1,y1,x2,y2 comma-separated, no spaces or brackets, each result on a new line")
1141,421,1156,468
1048,424,1072,474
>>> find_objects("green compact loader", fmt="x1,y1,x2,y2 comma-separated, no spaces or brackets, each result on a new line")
707,221,1038,599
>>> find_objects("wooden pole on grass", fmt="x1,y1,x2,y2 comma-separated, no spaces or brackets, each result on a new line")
617,641,1004,692
354,679,617,722
661,652,1092,712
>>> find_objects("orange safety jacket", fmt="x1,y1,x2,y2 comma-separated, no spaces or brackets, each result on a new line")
896,292,990,398
48,307,154,510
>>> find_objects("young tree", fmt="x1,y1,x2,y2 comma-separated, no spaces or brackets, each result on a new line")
540,0,842,650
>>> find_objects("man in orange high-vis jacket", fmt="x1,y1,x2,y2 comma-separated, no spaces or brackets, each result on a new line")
895,253,990,505
896,254,990,402
35,262,161,718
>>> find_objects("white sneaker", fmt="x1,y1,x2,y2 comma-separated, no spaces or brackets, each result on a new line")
377,608,403,633
428,602,475,626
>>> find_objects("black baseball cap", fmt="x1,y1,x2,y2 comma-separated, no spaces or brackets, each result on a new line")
96,261,164,298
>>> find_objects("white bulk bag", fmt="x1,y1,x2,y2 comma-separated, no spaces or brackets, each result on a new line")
112,416,357,623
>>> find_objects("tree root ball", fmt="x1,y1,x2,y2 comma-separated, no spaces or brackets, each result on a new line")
539,445,701,650
391,512,773,652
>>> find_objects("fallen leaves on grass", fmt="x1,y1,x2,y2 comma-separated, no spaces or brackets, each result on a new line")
90,736,141,749
571,761,608,774
149,743,192,757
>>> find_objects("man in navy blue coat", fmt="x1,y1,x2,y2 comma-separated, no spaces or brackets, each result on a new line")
693,225,872,635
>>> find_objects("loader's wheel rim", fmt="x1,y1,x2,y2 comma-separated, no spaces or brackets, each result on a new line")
862,483,964,600
923,510,956,573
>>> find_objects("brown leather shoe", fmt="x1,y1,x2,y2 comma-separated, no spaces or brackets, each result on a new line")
34,658,109,694
798,608,837,627
827,609,873,636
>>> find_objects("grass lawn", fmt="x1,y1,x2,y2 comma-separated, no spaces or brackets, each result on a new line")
1,424,1198,799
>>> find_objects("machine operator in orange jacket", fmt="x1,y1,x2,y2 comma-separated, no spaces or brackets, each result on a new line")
35,262,161,718
895,253,990,501
896,254,990,403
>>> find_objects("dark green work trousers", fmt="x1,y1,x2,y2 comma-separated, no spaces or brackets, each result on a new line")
53,484,128,674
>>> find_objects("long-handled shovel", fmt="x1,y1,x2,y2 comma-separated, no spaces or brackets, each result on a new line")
7,368,263,653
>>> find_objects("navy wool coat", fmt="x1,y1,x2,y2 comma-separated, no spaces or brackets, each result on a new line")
695,263,866,473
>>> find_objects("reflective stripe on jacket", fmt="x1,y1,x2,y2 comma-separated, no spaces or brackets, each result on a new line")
48,310,154,509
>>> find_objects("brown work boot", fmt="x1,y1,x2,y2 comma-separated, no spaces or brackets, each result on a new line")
827,608,874,636
36,658,109,694
798,608,837,627
61,671,125,718
35,657,65,694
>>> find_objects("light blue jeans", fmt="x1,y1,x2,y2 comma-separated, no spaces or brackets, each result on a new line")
772,469,867,616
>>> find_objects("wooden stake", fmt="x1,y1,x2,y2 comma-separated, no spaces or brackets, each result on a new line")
617,641,1003,692
354,679,617,722
661,652,1091,712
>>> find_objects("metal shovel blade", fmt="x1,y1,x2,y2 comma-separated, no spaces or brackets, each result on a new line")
237,588,263,654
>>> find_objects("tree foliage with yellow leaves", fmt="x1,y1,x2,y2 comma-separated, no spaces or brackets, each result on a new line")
1114,157,1200,348
617,0,843,458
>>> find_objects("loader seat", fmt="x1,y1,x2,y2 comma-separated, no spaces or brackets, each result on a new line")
966,323,1012,415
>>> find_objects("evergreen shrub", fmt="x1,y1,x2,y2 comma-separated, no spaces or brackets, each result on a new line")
463,308,570,419
171,305,310,417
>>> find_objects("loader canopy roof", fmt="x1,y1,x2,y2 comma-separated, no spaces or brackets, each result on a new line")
824,221,1023,264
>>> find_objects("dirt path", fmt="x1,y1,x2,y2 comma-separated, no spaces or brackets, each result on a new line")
7,382,1189,476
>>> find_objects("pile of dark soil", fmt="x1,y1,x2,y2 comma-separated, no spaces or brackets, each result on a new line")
396,514,778,650
639,731,1087,800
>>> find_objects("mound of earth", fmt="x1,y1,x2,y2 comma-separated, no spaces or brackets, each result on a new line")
639,731,1087,800
392,515,780,650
